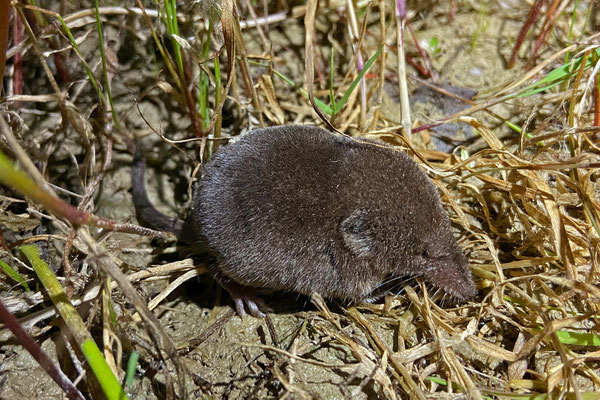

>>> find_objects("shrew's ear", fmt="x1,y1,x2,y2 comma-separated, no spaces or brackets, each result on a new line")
340,209,376,257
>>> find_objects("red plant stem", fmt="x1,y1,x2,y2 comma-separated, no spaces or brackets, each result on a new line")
52,53,71,84
12,7,23,97
406,20,432,78
594,71,599,127
0,0,9,92
507,0,546,69
412,121,443,134
181,53,202,137
405,54,430,78
365,29,430,78
0,298,85,400
528,0,560,69
0,231,9,251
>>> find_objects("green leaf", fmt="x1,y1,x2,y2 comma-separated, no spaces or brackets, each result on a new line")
429,37,441,54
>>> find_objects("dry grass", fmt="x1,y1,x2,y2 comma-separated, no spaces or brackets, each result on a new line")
1,0,599,399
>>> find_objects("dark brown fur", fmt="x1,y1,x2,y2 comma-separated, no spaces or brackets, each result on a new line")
132,125,476,313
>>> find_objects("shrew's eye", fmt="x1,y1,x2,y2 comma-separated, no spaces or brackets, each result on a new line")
421,249,429,258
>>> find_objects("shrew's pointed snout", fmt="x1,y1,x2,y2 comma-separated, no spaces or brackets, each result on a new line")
424,257,477,302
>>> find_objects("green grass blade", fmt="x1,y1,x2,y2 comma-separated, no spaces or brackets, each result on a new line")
518,48,600,98
124,351,140,388
255,46,381,117
54,15,105,105
0,260,30,291
334,45,383,113
329,48,336,117
82,340,128,400
555,330,600,346
425,376,447,385
94,0,121,131
164,0,184,79
269,67,333,114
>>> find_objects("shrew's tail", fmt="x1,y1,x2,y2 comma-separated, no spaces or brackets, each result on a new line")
131,143,185,239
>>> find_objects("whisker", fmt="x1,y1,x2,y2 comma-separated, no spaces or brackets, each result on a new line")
431,287,443,302
423,282,433,299
390,276,418,296
393,276,417,289
441,292,449,307
378,274,414,288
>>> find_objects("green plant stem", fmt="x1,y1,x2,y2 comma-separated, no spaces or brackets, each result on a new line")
94,0,121,131
329,48,336,118
21,245,127,400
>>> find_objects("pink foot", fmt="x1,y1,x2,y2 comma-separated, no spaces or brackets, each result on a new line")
219,279,273,318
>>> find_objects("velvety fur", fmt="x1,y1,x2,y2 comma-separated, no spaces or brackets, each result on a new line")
133,125,476,305
196,125,475,301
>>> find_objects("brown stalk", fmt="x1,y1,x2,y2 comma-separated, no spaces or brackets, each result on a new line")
345,0,367,126
10,7,23,99
14,6,61,95
232,0,264,127
0,114,167,239
0,0,9,93
395,0,411,142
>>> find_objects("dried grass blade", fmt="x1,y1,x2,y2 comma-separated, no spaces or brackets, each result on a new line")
146,267,206,312
463,117,576,279
232,0,264,127
347,308,426,400
304,0,338,132
205,0,235,136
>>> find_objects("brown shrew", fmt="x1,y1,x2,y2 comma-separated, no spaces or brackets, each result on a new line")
131,125,476,317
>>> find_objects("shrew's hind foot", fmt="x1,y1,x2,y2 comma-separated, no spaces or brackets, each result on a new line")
218,278,273,318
